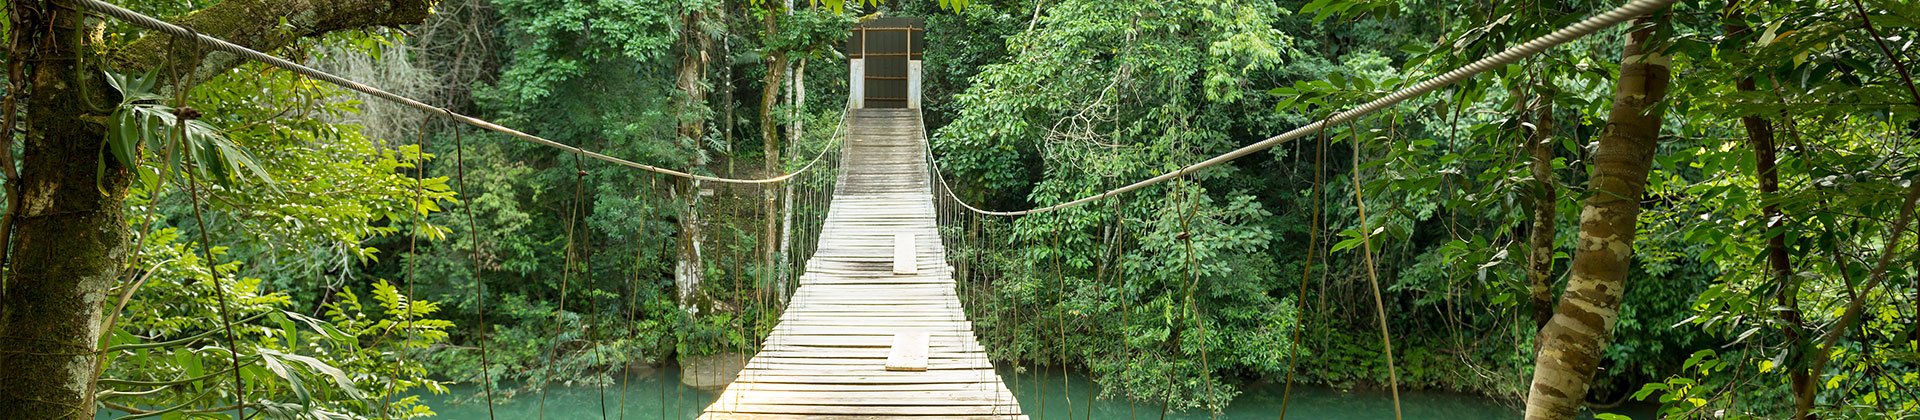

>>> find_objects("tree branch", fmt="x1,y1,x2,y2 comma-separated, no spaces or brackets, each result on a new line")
107,0,434,85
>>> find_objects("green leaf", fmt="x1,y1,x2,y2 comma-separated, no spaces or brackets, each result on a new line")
260,348,366,400
258,350,310,402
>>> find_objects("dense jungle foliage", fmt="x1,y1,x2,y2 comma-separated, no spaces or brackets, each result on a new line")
1,0,1918,418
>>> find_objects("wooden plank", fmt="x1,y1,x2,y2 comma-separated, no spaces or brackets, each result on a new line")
702,414,1026,420
885,330,930,372
894,233,918,274
702,108,1020,419
728,374,994,385
746,358,993,369
705,403,1025,415
724,382,1006,392
711,392,1016,406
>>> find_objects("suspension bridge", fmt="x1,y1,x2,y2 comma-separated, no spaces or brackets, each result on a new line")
700,108,1023,419
65,0,1676,417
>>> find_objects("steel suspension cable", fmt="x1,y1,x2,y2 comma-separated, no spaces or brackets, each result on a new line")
181,171,245,420
1277,123,1329,420
449,113,499,420
1051,227,1074,420
1350,120,1403,419
590,180,607,420
1173,173,1219,419
620,185,645,420
921,0,1676,216
1109,191,1137,420
536,155,589,419
386,114,433,418
69,0,842,186
162,32,247,419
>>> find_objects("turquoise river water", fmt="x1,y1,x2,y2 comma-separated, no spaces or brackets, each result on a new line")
408,365,1657,419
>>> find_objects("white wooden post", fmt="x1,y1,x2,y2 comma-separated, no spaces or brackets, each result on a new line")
907,60,923,109
848,58,865,109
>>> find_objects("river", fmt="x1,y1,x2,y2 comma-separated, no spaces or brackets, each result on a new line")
411,365,1654,419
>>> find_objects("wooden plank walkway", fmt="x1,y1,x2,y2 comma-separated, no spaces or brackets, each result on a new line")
699,109,1026,419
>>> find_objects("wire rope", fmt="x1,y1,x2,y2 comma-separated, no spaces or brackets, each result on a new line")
907,2,1676,416
74,0,1683,417
536,155,589,419
449,112,499,419
1277,121,1328,420
1108,192,1136,420
1173,172,1219,419
1051,227,1074,419
68,0,844,186
183,170,245,419
922,0,1676,216
588,167,607,420
1349,120,1403,419
164,32,246,420
385,113,433,418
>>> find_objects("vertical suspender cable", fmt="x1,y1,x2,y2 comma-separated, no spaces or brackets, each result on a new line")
1350,120,1403,419
167,32,246,420
587,162,606,420
620,184,642,420
1278,124,1328,420
450,112,499,419
389,115,433,417
1115,192,1135,420
184,171,245,420
537,155,588,419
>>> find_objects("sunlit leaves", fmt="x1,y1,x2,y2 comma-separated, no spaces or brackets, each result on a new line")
103,71,273,191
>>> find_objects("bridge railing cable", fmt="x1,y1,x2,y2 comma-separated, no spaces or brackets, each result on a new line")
922,0,1676,216
71,0,841,185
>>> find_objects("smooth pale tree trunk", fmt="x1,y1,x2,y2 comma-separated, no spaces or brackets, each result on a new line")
673,8,713,310
1524,13,1671,420
0,0,429,417
1522,88,1558,335
776,59,806,303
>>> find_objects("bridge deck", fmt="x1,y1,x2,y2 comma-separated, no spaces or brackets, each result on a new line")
699,109,1025,419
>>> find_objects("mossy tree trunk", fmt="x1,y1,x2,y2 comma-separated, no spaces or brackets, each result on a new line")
1523,12,1671,420
673,5,714,310
760,3,788,295
0,0,429,417
1522,86,1557,335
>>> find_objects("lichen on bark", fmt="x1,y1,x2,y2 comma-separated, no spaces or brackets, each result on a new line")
1523,11,1672,420
0,0,432,417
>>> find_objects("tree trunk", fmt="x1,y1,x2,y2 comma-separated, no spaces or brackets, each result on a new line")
1725,21,1812,415
1744,87,1813,419
0,0,428,416
760,6,788,296
775,59,806,303
673,7,713,311
1523,87,1558,335
0,7,129,417
1523,12,1671,420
